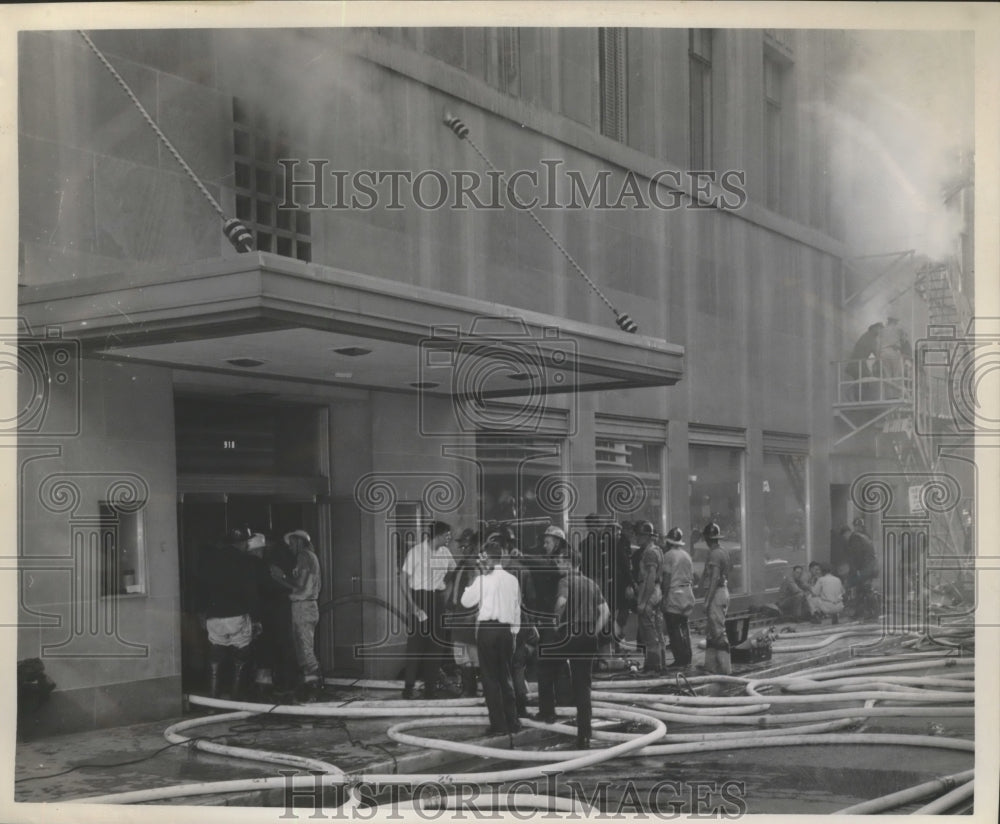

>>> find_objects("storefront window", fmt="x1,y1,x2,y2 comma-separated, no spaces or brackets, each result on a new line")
594,439,663,527
761,451,808,590
688,444,744,593
475,434,564,553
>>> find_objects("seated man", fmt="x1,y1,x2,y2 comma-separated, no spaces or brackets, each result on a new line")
807,565,845,624
777,565,812,622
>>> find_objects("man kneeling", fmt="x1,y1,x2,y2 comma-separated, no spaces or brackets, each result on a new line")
807,565,845,625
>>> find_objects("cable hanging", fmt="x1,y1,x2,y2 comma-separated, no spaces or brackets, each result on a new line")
443,112,639,334
77,30,254,254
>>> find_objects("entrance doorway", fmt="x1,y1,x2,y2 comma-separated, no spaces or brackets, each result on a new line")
177,495,322,692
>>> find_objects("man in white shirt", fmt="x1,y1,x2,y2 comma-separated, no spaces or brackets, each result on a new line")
461,540,522,736
808,565,845,624
400,521,456,699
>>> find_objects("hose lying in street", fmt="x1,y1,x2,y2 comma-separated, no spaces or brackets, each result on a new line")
66,652,973,810
835,768,975,814
910,778,975,814
69,705,668,805
164,711,344,774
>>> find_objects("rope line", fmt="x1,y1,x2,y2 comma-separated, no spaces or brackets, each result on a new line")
78,30,254,252
444,112,638,334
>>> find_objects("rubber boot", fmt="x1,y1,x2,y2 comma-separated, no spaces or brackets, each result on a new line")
208,661,222,699
461,666,478,697
231,654,251,701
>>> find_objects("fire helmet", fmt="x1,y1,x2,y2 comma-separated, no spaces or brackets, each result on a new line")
664,527,685,547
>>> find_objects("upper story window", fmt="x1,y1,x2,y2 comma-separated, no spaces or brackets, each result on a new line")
232,97,312,262
763,52,787,212
689,29,714,169
599,28,627,142
491,28,521,96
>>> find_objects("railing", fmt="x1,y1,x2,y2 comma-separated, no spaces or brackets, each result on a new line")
834,359,913,405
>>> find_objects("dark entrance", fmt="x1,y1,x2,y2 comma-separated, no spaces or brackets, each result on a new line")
174,394,334,693
177,495,322,692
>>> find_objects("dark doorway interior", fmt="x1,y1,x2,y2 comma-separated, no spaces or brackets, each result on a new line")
177,495,319,693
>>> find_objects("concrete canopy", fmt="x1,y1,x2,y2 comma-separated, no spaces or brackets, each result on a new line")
18,252,684,400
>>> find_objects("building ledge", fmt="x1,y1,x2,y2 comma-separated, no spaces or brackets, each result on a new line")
19,253,684,398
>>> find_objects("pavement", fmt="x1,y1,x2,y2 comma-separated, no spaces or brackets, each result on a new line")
13,615,976,813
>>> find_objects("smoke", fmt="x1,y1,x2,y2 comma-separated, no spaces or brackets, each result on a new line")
823,30,974,260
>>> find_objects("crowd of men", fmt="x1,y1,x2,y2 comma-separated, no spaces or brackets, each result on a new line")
399,517,735,747
196,526,322,703
777,517,880,623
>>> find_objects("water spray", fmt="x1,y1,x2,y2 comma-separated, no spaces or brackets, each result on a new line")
443,112,639,335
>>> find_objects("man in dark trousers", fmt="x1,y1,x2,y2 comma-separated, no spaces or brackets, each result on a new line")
847,517,880,617
399,521,456,699
660,527,695,667
611,521,636,650
530,525,573,722
250,533,298,700
549,546,610,750
460,540,522,736
197,526,264,700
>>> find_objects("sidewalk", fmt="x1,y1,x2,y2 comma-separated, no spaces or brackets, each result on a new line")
13,619,955,807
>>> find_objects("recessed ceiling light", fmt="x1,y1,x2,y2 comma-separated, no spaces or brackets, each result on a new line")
410,381,440,389
507,372,532,381
226,358,265,368
334,347,372,357
334,372,353,379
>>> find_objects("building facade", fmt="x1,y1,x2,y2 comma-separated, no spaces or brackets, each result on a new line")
17,27,966,736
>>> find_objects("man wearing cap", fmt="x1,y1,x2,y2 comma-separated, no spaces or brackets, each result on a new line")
702,522,732,680
270,530,323,701
660,527,695,668
198,527,266,699
447,528,482,698
400,521,456,700
634,521,665,673
531,524,572,723
548,546,610,749
460,540,522,736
